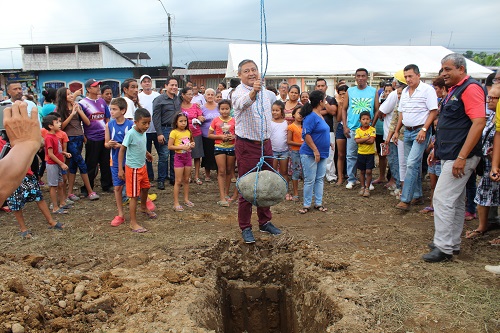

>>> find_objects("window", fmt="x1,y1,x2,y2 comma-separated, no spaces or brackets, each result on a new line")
79,44,99,53
23,46,45,54
49,46,75,54
44,81,65,90
100,80,120,97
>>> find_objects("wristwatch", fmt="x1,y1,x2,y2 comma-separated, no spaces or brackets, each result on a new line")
421,127,427,132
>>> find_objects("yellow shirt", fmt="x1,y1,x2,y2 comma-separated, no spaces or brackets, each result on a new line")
169,129,192,154
355,126,376,155
496,102,500,132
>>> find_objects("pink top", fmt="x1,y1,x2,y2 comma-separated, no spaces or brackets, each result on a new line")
182,103,203,137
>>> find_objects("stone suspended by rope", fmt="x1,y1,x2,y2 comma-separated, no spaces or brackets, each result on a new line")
237,170,287,207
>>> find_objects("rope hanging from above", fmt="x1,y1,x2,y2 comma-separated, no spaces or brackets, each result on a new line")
236,0,287,207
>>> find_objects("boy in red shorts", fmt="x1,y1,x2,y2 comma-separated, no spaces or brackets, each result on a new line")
118,108,156,233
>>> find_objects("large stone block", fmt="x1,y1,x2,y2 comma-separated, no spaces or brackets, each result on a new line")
238,170,287,207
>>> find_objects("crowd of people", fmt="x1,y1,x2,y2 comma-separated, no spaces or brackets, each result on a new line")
1,53,499,272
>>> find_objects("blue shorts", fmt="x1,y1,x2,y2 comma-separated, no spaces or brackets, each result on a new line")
7,174,43,211
357,154,375,171
428,161,441,176
335,123,346,140
273,150,290,159
111,166,125,187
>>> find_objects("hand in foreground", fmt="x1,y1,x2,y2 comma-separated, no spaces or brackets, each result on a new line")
4,102,41,151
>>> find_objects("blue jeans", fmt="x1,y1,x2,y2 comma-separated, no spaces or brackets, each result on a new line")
146,132,160,181
346,130,358,183
300,154,327,208
387,142,400,189
401,129,430,203
157,126,174,183
67,135,88,174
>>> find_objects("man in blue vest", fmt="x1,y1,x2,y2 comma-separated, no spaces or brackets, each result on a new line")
342,68,379,189
423,53,486,262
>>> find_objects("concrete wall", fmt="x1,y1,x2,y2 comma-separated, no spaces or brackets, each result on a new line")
102,46,135,68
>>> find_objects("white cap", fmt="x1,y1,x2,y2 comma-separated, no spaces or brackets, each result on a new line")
139,74,151,83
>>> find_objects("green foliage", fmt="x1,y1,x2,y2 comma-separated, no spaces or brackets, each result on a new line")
463,50,500,66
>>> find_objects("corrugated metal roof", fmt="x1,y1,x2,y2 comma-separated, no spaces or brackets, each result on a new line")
173,68,226,76
187,61,227,70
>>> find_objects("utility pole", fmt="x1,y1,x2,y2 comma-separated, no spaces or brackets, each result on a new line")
168,13,173,77
158,0,173,76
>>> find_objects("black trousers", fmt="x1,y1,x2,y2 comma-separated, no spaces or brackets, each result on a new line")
82,139,112,192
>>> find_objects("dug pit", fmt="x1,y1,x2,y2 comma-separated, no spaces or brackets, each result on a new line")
191,237,350,333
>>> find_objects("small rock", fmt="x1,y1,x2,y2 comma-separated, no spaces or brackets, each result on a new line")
50,287,57,292
59,301,67,308
193,281,202,288
7,279,28,296
22,254,45,267
11,323,25,333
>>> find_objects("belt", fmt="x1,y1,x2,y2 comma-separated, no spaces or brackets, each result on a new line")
236,136,269,145
405,124,424,131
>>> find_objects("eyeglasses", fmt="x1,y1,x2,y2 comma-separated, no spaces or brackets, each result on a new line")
493,78,500,84
487,96,500,102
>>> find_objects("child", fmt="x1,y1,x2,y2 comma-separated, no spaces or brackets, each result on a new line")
42,112,72,209
421,119,440,215
270,101,290,199
168,112,196,212
118,108,156,233
354,111,376,197
43,115,72,213
105,97,134,226
1,137,64,238
208,99,237,207
287,106,303,201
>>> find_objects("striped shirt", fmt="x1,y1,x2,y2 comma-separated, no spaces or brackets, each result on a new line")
399,81,438,127
232,83,272,141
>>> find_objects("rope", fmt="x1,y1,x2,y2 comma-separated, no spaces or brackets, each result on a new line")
236,0,287,206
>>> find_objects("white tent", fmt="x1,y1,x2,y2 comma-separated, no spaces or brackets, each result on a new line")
226,44,492,79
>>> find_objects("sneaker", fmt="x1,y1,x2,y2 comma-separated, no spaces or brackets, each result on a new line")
242,228,256,244
363,188,370,197
259,221,282,235
88,192,100,201
68,193,80,201
346,182,356,190
122,196,130,206
157,181,165,190
369,184,375,191
65,198,75,205
358,187,366,196
485,265,500,275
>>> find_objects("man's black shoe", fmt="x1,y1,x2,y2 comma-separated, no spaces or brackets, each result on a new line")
169,179,175,186
427,242,460,255
157,181,165,190
422,247,453,262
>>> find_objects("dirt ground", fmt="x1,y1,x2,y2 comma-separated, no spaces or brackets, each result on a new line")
0,166,499,333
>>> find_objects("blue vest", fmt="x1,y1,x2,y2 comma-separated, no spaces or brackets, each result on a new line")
346,86,376,130
435,77,484,160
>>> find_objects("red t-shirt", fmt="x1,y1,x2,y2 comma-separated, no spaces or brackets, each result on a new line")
446,76,485,119
209,116,235,148
41,129,69,162
45,133,64,165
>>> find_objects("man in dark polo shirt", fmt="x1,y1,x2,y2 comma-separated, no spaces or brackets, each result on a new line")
152,77,180,190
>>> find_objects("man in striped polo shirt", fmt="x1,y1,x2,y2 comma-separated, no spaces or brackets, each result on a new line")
232,59,282,244
394,64,438,211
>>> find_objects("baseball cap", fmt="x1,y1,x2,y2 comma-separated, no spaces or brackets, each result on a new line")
139,74,151,83
84,79,101,89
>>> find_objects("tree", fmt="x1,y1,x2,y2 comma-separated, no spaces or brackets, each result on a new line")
464,50,500,66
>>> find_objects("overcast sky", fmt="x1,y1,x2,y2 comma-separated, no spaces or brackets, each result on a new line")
1,0,499,69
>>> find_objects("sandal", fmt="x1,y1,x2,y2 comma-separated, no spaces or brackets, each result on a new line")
465,229,486,239
420,206,434,214
285,193,293,201
141,211,157,219
111,216,125,227
19,230,32,239
299,207,311,214
292,195,300,202
173,205,184,212
195,178,203,185
48,222,64,230
52,208,68,214
184,201,194,207
131,227,148,233
217,200,230,207
395,202,410,211
314,205,328,212
489,237,500,246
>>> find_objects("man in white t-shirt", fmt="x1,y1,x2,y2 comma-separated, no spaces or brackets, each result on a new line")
191,84,206,105
138,75,161,182
394,64,438,211
122,78,139,120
